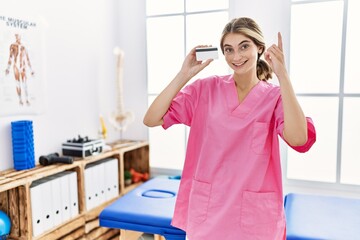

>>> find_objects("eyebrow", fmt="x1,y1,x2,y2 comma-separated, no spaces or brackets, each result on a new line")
223,40,251,48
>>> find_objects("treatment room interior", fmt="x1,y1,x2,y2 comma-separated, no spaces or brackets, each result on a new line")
1,0,360,239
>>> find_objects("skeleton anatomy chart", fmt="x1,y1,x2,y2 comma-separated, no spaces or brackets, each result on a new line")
0,14,45,116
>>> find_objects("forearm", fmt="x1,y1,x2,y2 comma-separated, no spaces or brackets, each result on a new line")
6,57,12,72
143,71,191,127
26,52,33,69
278,72,308,146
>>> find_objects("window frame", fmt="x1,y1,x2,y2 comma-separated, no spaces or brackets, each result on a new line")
284,0,360,198
145,0,229,173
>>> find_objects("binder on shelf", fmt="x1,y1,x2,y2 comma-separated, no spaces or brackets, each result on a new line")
67,171,79,218
104,158,119,201
90,163,101,208
93,162,106,206
84,163,96,210
58,172,71,223
39,178,55,233
30,181,44,237
85,159,118,210
48,174,63,227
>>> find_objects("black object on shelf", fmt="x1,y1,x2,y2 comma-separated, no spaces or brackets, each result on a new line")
39,153,74,166
62,135,104,158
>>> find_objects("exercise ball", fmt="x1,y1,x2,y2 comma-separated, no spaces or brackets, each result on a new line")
0,210,10,237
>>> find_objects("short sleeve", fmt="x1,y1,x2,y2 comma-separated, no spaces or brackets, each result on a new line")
162,81,199,130
275,96,316,153
291,117,316,153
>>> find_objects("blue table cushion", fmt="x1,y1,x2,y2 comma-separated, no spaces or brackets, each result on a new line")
284,193,360,240
99,178,185,237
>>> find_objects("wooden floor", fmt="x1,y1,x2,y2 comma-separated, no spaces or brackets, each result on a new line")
142,234,155,240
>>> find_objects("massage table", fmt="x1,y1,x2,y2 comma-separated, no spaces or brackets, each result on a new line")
284,193,360,240
99,177,186,240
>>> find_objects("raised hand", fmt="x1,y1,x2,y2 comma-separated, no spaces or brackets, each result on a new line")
180,45,213,80
264,32,287,78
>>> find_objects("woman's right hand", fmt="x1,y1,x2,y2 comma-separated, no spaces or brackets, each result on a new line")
143,45,213,127
180,45,213,80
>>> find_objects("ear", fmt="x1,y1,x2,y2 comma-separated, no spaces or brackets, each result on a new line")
258,46,264,54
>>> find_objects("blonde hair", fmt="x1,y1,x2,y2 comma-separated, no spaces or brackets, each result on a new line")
220,17,272,81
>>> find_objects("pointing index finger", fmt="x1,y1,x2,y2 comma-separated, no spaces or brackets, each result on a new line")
278,32,283,51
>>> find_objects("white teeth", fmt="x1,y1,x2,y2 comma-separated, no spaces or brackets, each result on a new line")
234,61,245,67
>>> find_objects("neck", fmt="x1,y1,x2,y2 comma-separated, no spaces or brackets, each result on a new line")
233,72,259,91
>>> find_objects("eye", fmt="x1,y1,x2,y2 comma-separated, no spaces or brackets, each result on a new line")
240,43,250,51
224,48,233,54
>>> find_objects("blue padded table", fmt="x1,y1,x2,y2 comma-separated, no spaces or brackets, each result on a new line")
284,193,360,240
99,178,186,240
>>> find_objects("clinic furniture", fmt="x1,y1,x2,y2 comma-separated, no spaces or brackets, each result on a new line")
99,177,186,240
0,140,149,240
284,193,360,240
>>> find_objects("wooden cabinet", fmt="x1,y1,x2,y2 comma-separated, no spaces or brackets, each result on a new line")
0,140,149,240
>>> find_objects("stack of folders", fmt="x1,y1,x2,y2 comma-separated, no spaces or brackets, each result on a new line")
84,158,119,211
30,171,79,237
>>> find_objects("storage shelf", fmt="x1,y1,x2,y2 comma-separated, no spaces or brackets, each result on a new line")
0,140,149,240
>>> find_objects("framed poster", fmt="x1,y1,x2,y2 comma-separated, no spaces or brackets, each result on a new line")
0,14,46,116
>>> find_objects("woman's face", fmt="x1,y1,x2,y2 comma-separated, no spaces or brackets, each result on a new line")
222,33,260,75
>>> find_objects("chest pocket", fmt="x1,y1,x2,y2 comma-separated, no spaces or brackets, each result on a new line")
251,121,271,155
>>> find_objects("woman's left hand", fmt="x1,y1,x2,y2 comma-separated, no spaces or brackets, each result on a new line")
264,32,287,79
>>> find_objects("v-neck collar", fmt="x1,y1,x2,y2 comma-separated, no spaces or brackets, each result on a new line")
224,76,266,118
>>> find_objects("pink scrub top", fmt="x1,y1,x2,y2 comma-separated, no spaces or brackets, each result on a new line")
162,75,316,240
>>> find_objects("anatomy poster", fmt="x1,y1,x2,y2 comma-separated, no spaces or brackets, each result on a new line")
0,14,46,116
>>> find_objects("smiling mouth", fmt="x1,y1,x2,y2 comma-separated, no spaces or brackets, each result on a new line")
233,60,247,67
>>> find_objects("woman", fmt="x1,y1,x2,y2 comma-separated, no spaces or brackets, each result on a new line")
143,17,316,240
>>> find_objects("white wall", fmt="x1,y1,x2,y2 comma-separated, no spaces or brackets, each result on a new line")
0,0,288,171
0,0,148,171
115,1,148,141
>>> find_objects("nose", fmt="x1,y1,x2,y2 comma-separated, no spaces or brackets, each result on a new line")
233,50,243,61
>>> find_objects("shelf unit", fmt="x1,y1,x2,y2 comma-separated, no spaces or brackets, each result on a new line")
0,140,149,240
